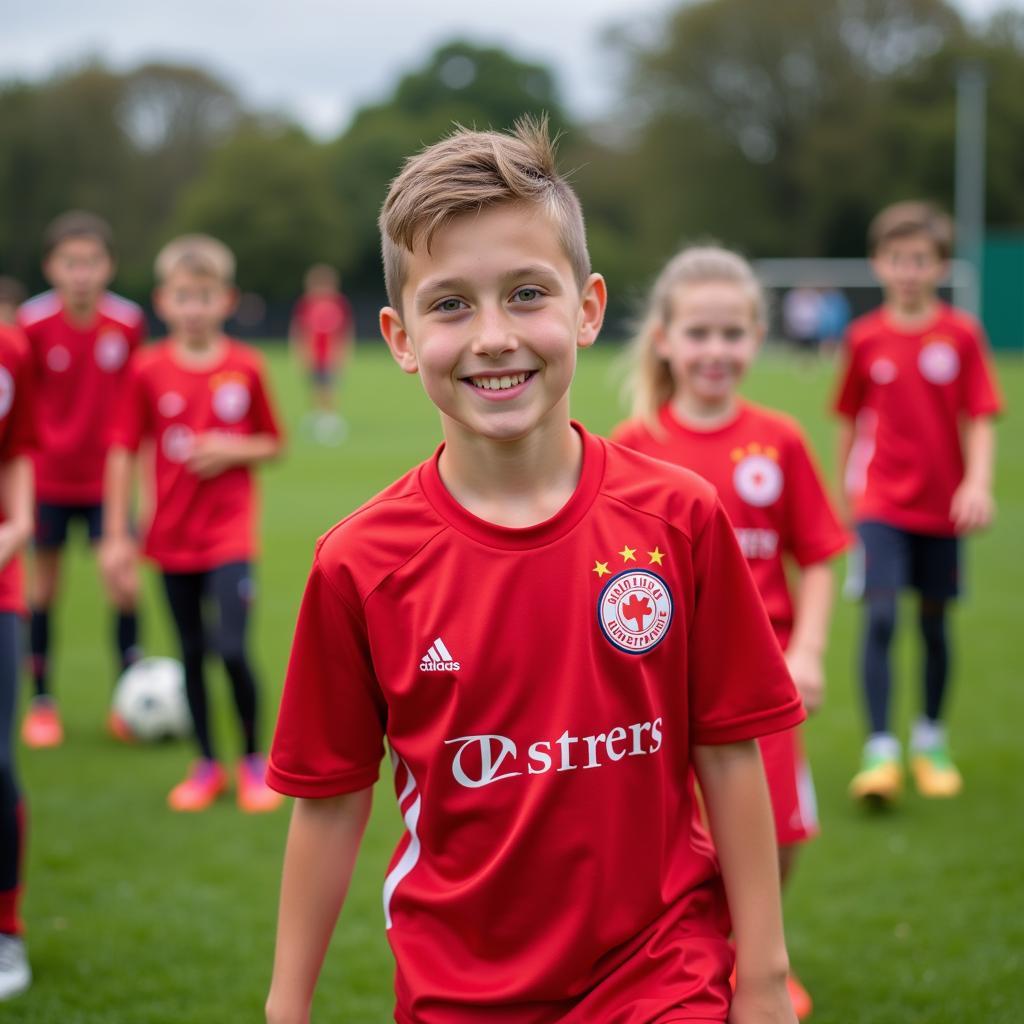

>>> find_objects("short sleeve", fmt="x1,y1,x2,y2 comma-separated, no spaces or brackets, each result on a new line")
960,325,1002,419
833,338,865,418
782,431,850,567
248,360,284,440
1,344,37,460
687,501,805,745
267,556,387,797
108,358,149,451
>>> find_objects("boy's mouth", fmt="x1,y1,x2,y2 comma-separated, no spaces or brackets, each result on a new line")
464,371,534,392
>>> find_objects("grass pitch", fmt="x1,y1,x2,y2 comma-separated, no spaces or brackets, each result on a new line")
16,342,1024,1023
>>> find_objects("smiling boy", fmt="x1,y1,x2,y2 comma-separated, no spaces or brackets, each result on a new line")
266,120,802,1024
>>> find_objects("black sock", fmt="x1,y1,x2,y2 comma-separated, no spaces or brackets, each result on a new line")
862,594,897,735
29,609,51,700
920,603,950,722
115,611,142,674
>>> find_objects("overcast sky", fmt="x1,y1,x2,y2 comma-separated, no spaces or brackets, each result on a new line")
4,0,1014,138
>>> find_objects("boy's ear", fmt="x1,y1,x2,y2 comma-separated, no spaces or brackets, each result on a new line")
576,273,608,350
379,306,419,374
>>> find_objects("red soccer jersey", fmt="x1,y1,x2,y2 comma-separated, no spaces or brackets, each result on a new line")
291,293,353,368
109,339,283,573
0,326,37,614
17,290,145,504
269,425,804,1023
613,401,848,636
834,303,1002,536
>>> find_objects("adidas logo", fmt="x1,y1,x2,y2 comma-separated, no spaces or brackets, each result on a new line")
420,636,460,672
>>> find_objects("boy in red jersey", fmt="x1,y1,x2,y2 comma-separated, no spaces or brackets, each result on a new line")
102,235,284,813
835,201,1001,805
612,246,849,1020
289,264,354,444
17,212,146,747
266,120,802,1024
0,321,37,999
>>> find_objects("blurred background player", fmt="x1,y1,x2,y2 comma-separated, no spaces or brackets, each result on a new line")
0,316,37,999
613,245,847,1020
835,201,1002,805
288,264,353,445
16,212,145,748
0,280,26,328
102,234,284,813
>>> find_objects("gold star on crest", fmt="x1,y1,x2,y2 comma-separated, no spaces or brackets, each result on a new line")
618,545,636,563
648,547,665,566
593,561,611,578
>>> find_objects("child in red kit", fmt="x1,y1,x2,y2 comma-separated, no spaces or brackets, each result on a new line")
17,211,146,747
836,202,1001,804
613,245,848,1020
289,264,354,444
265,122,801,1024
102,235,284,813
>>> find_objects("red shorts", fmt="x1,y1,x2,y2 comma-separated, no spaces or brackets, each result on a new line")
758,726,818,846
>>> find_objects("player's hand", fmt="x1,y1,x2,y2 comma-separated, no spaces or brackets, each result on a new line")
950,480,994,534
730,975,798,1024
99,534,139,605
0,521,30,573
187,433,239,479
784,645,824,714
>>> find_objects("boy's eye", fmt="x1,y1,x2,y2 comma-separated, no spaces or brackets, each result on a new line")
723,327,746,342
435,297,466,313
512,287,542,303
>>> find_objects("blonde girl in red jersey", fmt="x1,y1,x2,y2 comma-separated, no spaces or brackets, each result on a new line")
613,246,849,1021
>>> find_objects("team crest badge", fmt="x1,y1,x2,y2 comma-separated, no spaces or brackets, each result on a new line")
918,340,959,385
47,345,71,373
0,367,13,419
732,444,783,508
158,391,186,418
593,543,673,654
211,379,250,423
870,357,898,384
95,330,129,371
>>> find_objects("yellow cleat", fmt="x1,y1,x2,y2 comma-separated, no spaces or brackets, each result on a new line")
849,752,903,805
911,747,963,798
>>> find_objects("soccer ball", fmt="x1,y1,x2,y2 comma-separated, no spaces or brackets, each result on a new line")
112,657,191,742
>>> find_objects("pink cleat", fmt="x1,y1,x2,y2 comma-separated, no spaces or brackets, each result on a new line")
168,759,227,812
236,754,283,814
21,699,63,749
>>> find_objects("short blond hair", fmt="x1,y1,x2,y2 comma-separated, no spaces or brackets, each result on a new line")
869,201,953,260
626,245,767,427
378,115,589,308
155,234,236,284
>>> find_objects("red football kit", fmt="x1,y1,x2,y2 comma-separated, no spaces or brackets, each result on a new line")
17,290,145,504
613,402,847,846
269,425,805,1023
291,293,353,370
834,303,1002,536
109,339,282,573
0,326,37,614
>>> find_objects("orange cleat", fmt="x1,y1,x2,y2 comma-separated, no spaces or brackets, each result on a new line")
236,754,283,814
21,699,63,749
787,971,813,1019
167,759,227,812
107,709,136,744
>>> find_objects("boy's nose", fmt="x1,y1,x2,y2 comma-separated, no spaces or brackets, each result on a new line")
472,307,518,357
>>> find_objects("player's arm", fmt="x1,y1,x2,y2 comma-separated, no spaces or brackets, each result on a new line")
100,446,140,604
187,432,283,479
266,788,373,1024
0,455,34,572
951,415,996,533
785,562,834,714
834,419,855,525
693,741,796,1024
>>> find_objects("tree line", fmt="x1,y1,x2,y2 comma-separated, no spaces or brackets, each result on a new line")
1,0,1022,329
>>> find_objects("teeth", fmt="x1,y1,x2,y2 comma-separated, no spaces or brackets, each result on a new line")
470,372,529,391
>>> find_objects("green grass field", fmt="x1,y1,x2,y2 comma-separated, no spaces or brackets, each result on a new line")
15,343,1024,1023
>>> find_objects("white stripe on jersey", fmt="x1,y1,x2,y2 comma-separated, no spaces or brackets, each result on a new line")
17,290,60,327
98,291,144,327
383,750,423,930
434,637,454,662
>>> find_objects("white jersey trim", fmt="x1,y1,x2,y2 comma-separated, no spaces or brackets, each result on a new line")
383,748,422,930
98,291,144,328
18,290,61,327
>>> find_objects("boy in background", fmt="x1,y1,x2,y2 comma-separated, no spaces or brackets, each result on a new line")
266,120,801,1024
0,279,26,327
102,235,283,813
17,212,145,747
836,201,1001,804
289,264,353,444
